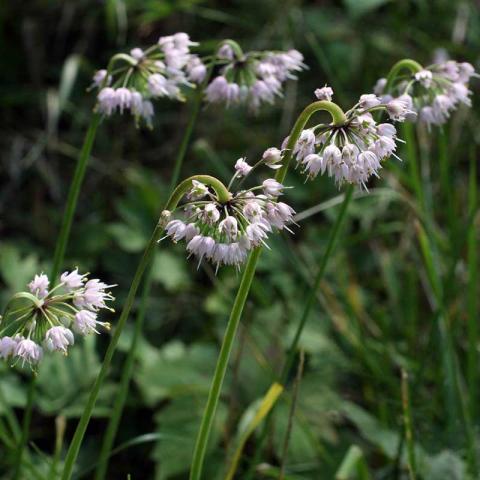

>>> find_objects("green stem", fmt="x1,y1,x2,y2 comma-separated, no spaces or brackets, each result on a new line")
50,113,101,281
385,59,423,91
189,248,261,480
61,174,227,480
94,267,154,480
13,375,36,480
188,100,347,480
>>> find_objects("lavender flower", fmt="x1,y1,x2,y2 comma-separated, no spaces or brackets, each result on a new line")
377,59,477,128
0,271,114,369
163,163,294,270
288,88,405,188
205,42,306,111
92,32,203,127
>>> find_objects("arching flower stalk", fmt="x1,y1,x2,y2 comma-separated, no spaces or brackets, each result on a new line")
0,271,114,370
91,32,205,127
163,159,295,271
376,58,477,129
288,87,409,189
205,40,306,110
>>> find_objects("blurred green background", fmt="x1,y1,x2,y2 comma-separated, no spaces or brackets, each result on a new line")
0,0,479,478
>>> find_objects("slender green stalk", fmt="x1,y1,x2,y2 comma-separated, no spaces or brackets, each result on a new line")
188,100,347,480
93,267,153,480
50,113,101,281
61,176,230,480
189,248,261,480
401,369,416,480
13,375,36,480
467,150,478,419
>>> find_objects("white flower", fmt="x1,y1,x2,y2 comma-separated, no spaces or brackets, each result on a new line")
217,44,235,60
373,78,387,95
186,56,207,83
377,123,397,137
114,88,132,113
92,69,110,88
264,202,295,229
292,129,316,161
243,201,263,222
419,106,437,129
188,180,209,200
303,153,325,178
219,216,238,240
449,82,472,106
205,76,240,105
28,274,49,299
187,235,216,262
0,336,17,359
140,100,155,126
74,279,113,311
15,339,43,365
373,136,396,158
246,222,270,245
130,48,144,60
45,326,74,353
458,62,476,83
235,158,252,177
414,69,433,88
202,203,221,224
148,73,168,97
262,179,284,197
97,87,117,116
386,98,414,121
359,94,381,109
165,220,187,242
61,269,86,291
314,86,334,101
262,147,283,169
249,80,276,109
74,310,99,335
323,144,342,166
130,91,143,115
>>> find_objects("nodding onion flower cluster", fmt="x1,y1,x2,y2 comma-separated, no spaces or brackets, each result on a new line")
288,86,410,189
163,162,295,270
205,41,306,110
92,32,204,127
0,270,114,370
375,60,477,129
